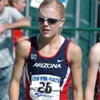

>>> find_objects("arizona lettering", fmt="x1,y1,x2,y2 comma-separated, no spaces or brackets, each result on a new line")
33,63,61,68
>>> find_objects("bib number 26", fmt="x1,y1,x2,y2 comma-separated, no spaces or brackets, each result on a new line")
38,82,52,93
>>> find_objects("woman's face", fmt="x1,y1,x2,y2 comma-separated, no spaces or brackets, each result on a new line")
38,6,65,39
13,0,26,12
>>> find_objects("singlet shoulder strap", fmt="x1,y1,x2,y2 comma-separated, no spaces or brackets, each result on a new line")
29,35,38,49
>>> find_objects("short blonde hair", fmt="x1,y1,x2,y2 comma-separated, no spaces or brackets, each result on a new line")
39,0,65,18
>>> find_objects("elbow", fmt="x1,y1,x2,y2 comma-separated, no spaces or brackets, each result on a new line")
84,87,94,100
72,87,83,100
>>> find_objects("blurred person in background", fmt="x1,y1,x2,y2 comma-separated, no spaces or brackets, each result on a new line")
8,0,29,99
9,0,83,100
0,0,30,100
9,0,27,50
85,42,100,100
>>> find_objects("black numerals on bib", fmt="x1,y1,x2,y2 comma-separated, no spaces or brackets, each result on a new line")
38,82,52,93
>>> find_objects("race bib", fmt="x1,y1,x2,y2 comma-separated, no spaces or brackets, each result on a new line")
30,75,61,100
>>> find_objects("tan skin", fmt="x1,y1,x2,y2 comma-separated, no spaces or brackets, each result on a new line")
5,0,9,5
9,5,83,100
85,43,100,100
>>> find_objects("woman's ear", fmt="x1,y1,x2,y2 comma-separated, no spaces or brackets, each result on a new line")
59,18,65,27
